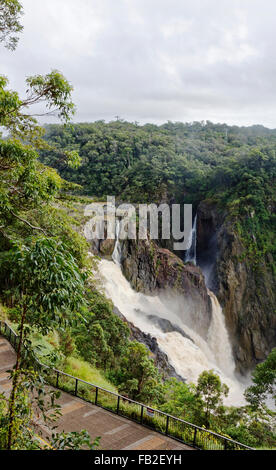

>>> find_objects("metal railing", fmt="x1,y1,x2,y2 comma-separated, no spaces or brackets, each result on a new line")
0,320,254,450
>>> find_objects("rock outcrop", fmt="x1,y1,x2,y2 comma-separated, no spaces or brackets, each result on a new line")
120,238,212,339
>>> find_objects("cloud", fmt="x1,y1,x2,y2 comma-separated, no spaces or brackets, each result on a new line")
1,0,276,127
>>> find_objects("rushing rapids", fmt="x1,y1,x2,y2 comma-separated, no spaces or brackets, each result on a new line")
98,264,246,405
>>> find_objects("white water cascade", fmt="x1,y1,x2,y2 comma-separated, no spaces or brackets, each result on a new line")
112,219,121,265
97,220,246,406
185,214,197,264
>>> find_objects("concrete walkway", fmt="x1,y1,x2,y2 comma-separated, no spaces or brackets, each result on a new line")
0,336,193,450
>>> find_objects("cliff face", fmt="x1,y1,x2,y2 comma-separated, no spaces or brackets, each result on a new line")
197,200,276,374
120,238,212,339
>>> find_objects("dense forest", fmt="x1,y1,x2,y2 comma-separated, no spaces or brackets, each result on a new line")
41,120,276,266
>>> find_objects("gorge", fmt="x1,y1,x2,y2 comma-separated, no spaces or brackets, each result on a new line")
96,215,247,406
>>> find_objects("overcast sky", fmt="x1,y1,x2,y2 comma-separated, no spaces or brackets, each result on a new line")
2,0,276,127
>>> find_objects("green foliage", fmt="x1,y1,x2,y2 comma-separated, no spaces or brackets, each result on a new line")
245,348,276,409
0,3,275,449
0,367,99,450
0,139,62,222
0,75,83,253
0,368,57,450
40,121,276,268
1,238,87,334
73,288,129,369
0,237,88,449
158,378,203,425
59,329,76,358
50,430,100,450
0,1,92,450
61,356,117,393
196,370,229,428
26,71,76,123
116,341,162,402
0,71,76,145
0,0,23,50
220,405,276,448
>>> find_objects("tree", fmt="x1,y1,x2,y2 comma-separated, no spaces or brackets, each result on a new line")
0,72,81,243
119,341,161,401
0,0,94,451
222,405,276,448
0,71,78,148
0,368,100,450
88,322,112,369
0,0,23,50
196,370,229,429
0,19,81,239
74,289,129,369
0,368,60,450
159,378,203,425
1,238,87,449
59,328,76,358
245,348,276,409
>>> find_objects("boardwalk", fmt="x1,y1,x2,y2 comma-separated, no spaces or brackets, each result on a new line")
0,336,193,450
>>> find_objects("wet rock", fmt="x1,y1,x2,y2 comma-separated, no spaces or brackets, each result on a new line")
99,238,115,257
120,238,212,339
144,314,194,343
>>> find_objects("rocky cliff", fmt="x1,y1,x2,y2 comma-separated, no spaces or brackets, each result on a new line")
120,238,212,339
197,200,276,374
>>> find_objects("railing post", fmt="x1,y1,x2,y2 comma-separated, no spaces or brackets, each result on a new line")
165,415,169,435
95,387,98,405
193,428,197,447
9,329,11,342
117,396,120,414
56,371,59,388
75,379,78,396
224,438,228,450
140,405,144,424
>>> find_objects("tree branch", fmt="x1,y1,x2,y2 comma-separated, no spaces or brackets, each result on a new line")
10,210,47,234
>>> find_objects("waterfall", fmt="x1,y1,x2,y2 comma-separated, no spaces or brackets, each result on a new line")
207,290,235,375
184,214,234,374
185,214,197,264
98,250,246,405
112,219,121,265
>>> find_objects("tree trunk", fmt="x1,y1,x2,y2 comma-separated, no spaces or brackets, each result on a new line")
7,303,27,449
